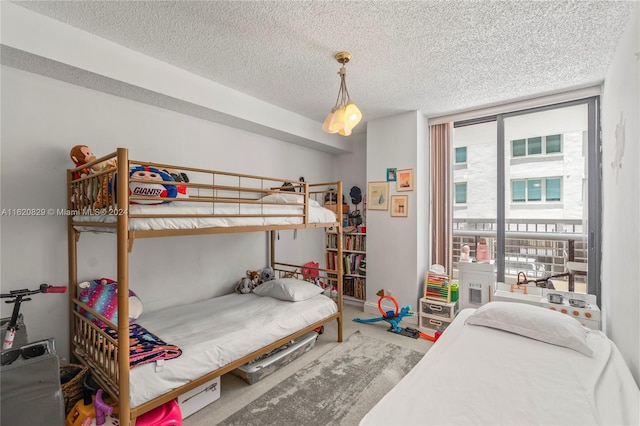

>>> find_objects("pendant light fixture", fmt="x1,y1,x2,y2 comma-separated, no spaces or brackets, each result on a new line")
322,51,362,136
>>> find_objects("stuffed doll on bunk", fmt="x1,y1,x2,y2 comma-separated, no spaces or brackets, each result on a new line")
70,145,190,207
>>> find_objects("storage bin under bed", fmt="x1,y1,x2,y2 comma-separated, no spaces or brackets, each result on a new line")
231,331,318,384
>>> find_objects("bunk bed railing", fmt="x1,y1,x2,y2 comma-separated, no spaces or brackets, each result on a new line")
67,151,343,231
70,309,120,394
273,261,339,287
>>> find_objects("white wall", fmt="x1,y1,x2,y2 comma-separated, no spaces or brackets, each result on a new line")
601,3,640,386
0,66,335,362
365,112,428,317
335,131,367,214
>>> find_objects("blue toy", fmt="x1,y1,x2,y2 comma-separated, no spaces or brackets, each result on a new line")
112,166,178,205
353,292,414,333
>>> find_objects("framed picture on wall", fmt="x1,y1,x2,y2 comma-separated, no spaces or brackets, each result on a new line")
390,195,408,217
396,168,414,191
367,181,389,210
386,168,397,182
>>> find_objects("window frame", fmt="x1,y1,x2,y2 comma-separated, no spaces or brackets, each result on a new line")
452,96,601,302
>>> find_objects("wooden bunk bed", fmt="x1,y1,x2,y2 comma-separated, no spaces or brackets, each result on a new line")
67,148,344,426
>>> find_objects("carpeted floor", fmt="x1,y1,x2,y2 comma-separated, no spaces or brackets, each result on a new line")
183,303,432,426
218,330,423,426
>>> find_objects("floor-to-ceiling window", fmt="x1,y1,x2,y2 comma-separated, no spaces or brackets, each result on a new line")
451,97,601,299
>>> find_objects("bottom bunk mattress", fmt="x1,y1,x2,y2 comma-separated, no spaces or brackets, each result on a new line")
111,292,336,408
360,303,640,426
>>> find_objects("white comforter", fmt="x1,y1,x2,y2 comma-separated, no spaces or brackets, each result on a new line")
129,292,337,407
73,201,337,231
360,309,640,425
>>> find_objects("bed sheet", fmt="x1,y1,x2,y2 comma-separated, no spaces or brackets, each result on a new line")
72,201,337,232
360,308,640,425
128,292,337,408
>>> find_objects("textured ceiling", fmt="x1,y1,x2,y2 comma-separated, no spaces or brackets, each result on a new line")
10,0,636,126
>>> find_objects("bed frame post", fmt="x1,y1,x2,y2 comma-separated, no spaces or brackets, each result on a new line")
116,148,132,426
336,181,344,343
67,168,78,361
270,230,276,268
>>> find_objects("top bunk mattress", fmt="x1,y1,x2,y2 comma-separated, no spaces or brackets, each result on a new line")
128,292,337,408
360,307,640,426
72,201,337,232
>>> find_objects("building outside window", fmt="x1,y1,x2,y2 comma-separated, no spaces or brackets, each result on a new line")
451,100,599,296
511,177,562,203
512,134,563,157
546,134,562,153
455,182,467,204
546,178,562,201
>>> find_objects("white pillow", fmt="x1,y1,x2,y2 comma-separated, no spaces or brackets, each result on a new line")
261,193,321,207
253,278,324,302
465,301,593,356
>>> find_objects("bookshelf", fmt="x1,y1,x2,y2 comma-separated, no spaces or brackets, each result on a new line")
326,231,366,301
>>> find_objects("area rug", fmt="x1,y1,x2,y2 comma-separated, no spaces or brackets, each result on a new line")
218,331,424,426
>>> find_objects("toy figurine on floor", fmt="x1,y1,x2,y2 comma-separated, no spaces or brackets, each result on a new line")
353,290,418,338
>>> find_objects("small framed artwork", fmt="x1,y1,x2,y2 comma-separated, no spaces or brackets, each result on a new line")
390,195,408,217
386,168,397,182
367,181,389,211
396,168,414,191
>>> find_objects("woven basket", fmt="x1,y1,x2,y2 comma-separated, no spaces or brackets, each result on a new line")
60,363,88,414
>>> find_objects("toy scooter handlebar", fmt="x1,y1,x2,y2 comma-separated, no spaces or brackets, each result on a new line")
1,284,68,298
43,285,67,293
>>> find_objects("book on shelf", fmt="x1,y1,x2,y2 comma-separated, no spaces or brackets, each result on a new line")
325,252,365,278
343,234,366,251
343,276,366,300
326,233,339,250
343,253,365,276
326,251,337,271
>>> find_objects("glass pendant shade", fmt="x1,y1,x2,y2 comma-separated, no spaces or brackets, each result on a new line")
338,125,352,136
328,105,346,134
322,108,338,133
344,102,362,128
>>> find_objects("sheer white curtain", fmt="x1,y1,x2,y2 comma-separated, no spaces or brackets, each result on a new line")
430,123,452,274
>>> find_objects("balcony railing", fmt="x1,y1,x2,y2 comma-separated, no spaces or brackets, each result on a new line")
452,218,587,292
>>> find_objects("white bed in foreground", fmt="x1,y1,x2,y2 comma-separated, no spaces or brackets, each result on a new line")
360,302,639,426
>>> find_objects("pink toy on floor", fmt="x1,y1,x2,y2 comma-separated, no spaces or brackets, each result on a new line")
134,399,182,426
